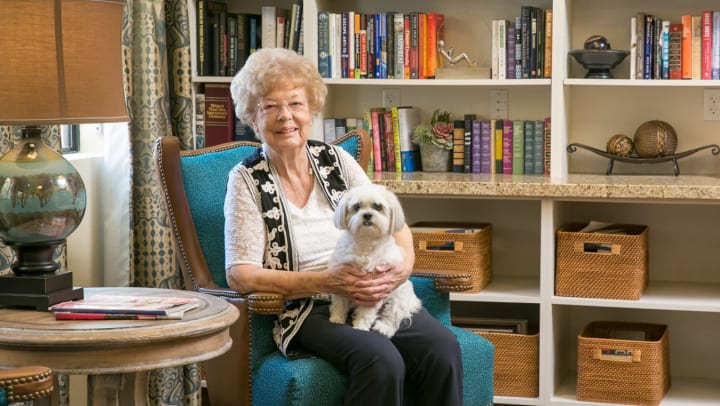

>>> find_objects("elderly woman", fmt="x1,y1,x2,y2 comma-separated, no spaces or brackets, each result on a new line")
224,47,463,406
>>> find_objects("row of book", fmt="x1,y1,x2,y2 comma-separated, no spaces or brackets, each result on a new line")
630,11,720,80
326,107,550,175
317,11,444,80
196,1,303,77
317,6,553,80
195,84,258,149
491,6,553,80
453,116,551,175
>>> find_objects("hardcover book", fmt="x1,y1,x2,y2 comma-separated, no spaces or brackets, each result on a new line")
203,84,234,147
395,106,421,172
452,120,465,173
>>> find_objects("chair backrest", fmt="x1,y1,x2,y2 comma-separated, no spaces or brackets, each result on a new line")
154,129,371,291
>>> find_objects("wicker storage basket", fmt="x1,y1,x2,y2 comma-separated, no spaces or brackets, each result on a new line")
411,222,491,292
577,321,671,406
475,331,539,397
555,223,648,300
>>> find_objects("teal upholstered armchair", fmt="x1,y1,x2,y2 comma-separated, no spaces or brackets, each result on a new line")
153,129,494,406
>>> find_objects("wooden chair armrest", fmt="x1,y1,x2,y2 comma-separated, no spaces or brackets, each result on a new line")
0,366,53,403
198,287,286,315
412,269,474,293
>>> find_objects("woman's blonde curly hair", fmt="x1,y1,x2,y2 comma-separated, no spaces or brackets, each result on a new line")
230,48,327,127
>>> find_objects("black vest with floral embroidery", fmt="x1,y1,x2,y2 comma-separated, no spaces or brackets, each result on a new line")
241,140,348,357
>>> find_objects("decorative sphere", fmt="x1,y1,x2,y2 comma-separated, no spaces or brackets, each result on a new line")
633,120,678,158
606,134,634,157
584,35,611,50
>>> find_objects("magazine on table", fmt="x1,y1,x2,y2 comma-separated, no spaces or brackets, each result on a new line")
49,294,200,319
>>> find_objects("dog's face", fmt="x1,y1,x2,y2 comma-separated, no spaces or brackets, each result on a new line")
334,184,405,238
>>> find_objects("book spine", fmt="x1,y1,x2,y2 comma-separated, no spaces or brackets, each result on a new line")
692,15,702,80
643,15,654,79
523,120,534,174
544,116,551,175
533,120,544,174
480,120,492,174
452,120,465,173
494,119,503,174
318,12,331,78
491,19,499,79
630,16,637,80
203,84,234,147
681,15,692,79
391,107,402,173
502,120,513,174
197,0,207,76
520,6,531,78
426,13,438,78
543,9,552,78
702,11,713,80
668,23,682,80
261,6,277,49
713,11,720,79
396,107,420,172
635,13,645,79
360,13,368,78
394,13,404,79
506,24,516,79
463,114,475,173
497,19,507,80
512,120,524,175
661,20,670,79
471,120,481,173
409,13,419,79
370,109,384,172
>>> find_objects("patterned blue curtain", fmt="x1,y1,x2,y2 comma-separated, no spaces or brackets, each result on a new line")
122,0,199,404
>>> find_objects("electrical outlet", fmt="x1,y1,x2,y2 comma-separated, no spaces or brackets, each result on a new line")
703,89,720,121
382,88,401,107
489,90,508,119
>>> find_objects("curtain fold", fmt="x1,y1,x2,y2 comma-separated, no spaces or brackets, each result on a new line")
123,0,198,404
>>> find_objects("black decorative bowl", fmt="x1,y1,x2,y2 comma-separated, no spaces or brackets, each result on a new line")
569,49,630,79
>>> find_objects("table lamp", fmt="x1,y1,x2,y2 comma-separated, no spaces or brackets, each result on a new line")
0,0,128,309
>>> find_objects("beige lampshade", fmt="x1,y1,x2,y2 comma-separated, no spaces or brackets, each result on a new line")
0,0,129,125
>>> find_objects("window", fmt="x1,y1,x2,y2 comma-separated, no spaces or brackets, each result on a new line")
61,124,80,153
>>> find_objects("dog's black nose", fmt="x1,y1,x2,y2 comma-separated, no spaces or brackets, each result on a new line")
363,213,372,220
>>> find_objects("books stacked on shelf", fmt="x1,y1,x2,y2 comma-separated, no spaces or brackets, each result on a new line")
491,6,552,80
49,294,201,320
317,6,553,80
322,117,365,143
631,10,720,80
196,1,303,77
317,10,445,79
325,108,549,175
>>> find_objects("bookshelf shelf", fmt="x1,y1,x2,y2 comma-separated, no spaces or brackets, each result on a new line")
188,0,720,405
324,78,552,87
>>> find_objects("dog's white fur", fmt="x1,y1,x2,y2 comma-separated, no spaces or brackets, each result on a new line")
328,184,421,337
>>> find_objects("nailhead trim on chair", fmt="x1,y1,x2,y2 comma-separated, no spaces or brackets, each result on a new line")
0,368,53,402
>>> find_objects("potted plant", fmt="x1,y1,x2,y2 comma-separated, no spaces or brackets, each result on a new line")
412,109,454,172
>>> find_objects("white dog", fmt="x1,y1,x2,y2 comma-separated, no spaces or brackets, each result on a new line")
328,184,422,337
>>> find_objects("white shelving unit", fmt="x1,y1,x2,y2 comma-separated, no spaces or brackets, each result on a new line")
188,0,720,404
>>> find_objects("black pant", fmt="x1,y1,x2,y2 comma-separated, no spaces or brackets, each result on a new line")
293,303,463,406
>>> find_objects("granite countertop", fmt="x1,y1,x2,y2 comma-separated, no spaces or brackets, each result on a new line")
371,172,720,202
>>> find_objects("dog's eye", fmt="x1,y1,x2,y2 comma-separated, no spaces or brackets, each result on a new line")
352,203,361,212
372,203,383,211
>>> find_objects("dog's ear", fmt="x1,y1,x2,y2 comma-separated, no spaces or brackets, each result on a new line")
383,187,405,233
334,190,351,230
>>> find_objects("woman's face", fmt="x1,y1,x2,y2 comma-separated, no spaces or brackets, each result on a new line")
254,84,313,152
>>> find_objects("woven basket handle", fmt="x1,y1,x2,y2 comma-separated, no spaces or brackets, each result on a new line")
592,348,642,362
418,240,464,252
574,241,621,255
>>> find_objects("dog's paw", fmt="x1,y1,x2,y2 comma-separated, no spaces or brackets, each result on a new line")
371,320,397,338
329,313,347,324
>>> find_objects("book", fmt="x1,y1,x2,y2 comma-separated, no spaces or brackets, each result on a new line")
681,15,692,79
512,120,524,175
668,23,682,79
203,83,234,147
701,11,712,80
501,119,513,174
261,6,278,49
463,114,476,173
471,119,481,173
50,294,200,318
54,312,185,320
452,120,465,173
395,106,421,172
